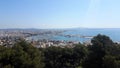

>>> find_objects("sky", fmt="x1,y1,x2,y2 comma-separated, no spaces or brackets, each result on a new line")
0,0,120,29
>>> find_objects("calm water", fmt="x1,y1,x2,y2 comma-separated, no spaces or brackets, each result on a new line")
62,29,120,41
27,28,120,43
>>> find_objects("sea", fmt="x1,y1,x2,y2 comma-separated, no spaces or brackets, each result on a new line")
27,28,120,43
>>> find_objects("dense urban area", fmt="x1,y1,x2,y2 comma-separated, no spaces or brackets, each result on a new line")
0,29,91,48
0,29,120,68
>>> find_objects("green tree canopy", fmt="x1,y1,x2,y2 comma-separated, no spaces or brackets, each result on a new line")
82,34,120,68
0,40,44,68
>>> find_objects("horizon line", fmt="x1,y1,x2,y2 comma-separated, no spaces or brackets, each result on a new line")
0,27,120,30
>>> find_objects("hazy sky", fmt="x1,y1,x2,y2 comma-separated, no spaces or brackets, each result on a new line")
0,0,120,29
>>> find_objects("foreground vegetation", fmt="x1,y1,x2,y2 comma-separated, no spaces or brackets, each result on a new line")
0,34,120,68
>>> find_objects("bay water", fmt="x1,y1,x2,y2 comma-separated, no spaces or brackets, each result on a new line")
28,28,120,43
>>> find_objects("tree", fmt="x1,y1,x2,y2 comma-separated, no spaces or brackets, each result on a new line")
0,40,44,68
12,40,44,68
73,44,88,67
82,34,120,68
103,55,117,68
83,34,109,68
43,44,88,68
0,46,14,68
